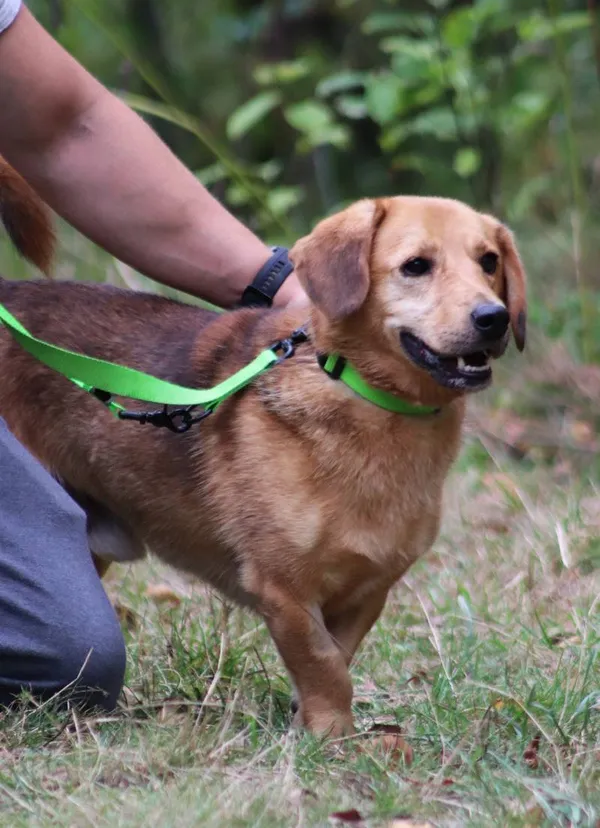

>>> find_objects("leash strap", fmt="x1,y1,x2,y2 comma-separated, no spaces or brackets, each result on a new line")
0,299,438,430
317,353,439,416
0,302,303,428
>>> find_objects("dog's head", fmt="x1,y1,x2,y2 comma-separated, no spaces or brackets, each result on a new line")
290,196,526,398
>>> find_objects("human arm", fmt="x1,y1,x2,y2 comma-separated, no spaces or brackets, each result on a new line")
0,5,305,308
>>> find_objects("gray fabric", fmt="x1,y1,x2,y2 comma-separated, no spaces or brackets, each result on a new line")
0,0,20,34
0,417,125,710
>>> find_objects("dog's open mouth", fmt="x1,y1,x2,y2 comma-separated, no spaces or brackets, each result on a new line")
400,331,493,391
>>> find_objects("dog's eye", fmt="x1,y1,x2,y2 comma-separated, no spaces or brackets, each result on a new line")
402,257,432,277
480,252,498,275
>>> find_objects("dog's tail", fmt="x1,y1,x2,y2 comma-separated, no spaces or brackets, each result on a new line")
0,157,55,276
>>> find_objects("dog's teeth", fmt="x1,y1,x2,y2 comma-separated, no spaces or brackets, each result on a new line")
459,356,490,373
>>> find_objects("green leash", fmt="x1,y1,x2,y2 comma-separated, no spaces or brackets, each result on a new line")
0,301,306,432
0,301,438,431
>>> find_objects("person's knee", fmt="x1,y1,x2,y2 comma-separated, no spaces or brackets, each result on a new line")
52,614,126,711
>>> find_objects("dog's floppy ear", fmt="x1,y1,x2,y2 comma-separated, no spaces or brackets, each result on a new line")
496,223,527,351
289,199,386,321
483,216,527,351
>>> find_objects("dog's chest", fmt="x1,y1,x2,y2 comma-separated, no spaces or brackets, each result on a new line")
305,430,453,603
204,398,462,607
293,420,456,569
323,463,442,571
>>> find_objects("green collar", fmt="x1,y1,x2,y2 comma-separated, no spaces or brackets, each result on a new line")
318,354,439,416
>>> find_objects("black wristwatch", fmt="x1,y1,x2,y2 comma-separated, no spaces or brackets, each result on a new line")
240,246,294,308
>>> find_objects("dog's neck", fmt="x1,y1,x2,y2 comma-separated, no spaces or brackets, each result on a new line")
286,307,466,411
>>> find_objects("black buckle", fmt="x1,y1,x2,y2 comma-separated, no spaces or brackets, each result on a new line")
317,353,346,380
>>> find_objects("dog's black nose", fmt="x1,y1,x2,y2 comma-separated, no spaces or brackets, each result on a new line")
471,303,509,341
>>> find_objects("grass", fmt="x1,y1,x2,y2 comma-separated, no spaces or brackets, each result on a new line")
0,228,599,827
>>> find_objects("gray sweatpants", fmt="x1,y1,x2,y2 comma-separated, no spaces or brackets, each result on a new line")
0,418,126,710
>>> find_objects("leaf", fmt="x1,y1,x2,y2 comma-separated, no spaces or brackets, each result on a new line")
226,183,252,207
119,91,212,136
367,724,414,766
442,0,508,47
380,35,437,60
523,733,541,769
362,12,435,36
284,100,350,150
254,58,313,86
335,95,369,120
266,186,304,216
329,810,364,824
256,159,283,182
407,107,458,140
195,162,227,187
365,73,405,125
145,584,182,606
453,147,481,178
522,806,545,827
380,123,410,152
285,100,332,133
317,71,366,98
518,11,590,43
226,91,282,141
391,153,430,174
442,6,479,49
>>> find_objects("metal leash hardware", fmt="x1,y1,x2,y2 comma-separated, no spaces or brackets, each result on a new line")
269,326,309,364
92,326,310,433
117,404,214,433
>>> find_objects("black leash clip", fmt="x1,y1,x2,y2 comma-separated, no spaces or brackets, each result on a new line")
117,404,213,433
270,326,309,364
92,387,212,433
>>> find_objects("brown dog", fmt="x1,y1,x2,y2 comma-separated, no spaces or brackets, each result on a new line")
0,162,526,741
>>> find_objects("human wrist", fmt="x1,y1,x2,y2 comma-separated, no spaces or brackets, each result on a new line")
271,271,307,309
240,246,295,308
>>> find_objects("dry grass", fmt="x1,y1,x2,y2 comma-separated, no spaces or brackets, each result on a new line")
1,413,598,827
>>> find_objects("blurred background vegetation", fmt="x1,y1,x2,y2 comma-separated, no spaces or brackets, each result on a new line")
3,0,600,465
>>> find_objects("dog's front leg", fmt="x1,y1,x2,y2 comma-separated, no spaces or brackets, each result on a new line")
324,587,389,666
259,584,354,739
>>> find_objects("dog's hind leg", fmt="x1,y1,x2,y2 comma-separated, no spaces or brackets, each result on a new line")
65,488,146,577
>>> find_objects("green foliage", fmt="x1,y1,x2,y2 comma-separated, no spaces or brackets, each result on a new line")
23,0,600,361
226,90,282,141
